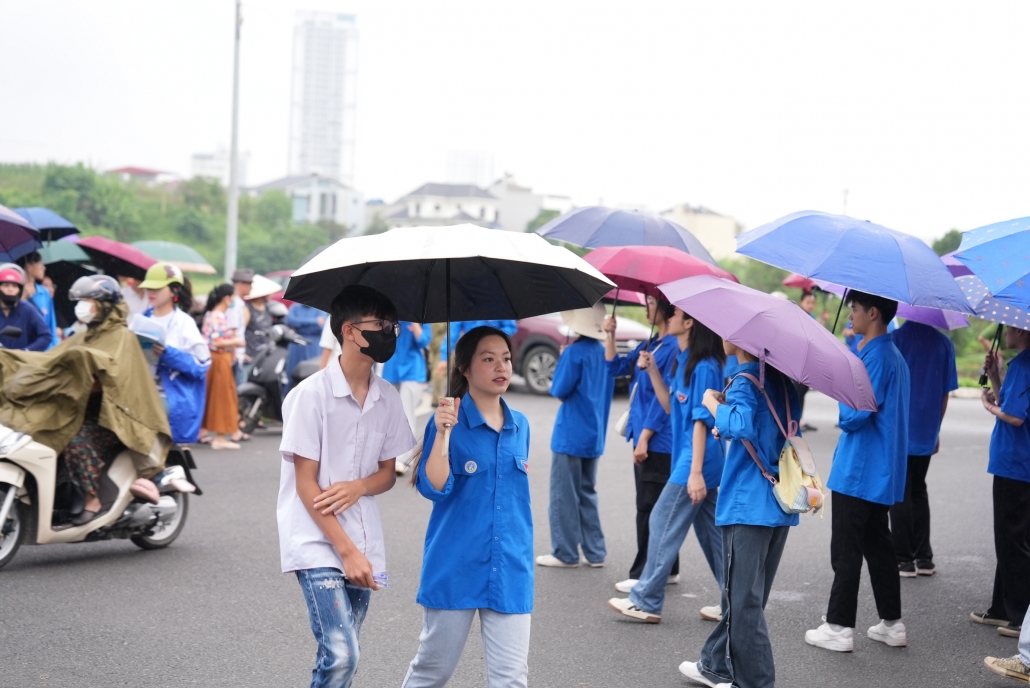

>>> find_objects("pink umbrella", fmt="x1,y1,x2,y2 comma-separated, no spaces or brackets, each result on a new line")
601,288,647,306
659,275,876,410
782,273,817,291
74,236,158,281
584,245,738,297
813,279,968,331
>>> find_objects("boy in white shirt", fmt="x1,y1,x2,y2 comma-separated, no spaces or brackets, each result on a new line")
277,285,415,688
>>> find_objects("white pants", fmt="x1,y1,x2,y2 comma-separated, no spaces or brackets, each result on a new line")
396,381,424,466
402,607,531,688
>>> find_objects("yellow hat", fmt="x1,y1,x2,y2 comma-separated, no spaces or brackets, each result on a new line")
138,262,185,290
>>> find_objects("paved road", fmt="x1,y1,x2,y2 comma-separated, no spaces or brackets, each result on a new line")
0,388,1020,687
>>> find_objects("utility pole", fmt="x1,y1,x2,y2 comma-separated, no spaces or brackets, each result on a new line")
224,0,242,279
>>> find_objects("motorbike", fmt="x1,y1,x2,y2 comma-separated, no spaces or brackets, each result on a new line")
237,324,308,434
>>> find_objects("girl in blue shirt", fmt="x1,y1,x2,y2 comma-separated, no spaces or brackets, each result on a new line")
406,326,533,687
607,308,726,624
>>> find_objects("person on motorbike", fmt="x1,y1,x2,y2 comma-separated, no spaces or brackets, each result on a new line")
0,263,52,351
139,262,211,445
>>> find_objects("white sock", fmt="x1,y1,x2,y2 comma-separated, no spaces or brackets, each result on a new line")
884,619,901,627
828,623,845,632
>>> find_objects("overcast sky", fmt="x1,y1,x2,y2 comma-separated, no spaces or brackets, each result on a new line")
2,1,1027,240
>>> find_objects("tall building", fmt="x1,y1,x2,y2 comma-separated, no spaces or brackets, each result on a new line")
288,12,358,186
191,148,250,188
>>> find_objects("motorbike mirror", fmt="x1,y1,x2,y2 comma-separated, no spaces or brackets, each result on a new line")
270,325,285,343
0,326,22,339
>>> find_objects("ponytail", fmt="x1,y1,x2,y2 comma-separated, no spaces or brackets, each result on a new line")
170,277,194,314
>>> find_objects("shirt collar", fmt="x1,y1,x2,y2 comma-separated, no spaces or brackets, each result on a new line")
858,331,893,359
459,392,518,431
328,360,382,404
726,359,759,377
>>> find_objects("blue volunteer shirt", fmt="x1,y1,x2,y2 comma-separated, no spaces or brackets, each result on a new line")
550,337,615,459
415,393,533,614
989,348,1030,483
668,353,726,489
0,300,52,351
714,361,802,527
607,334,678,453
892,321,958,456
382,322,431,384
28,285,58,350
442,320,518,357
827,332,911,505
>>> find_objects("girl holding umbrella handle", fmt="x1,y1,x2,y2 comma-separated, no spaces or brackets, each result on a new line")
405,326,533,688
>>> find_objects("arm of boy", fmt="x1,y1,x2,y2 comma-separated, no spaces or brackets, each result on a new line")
314,459,397,515
294,456,379,590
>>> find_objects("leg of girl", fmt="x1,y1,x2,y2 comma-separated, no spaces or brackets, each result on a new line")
402,608,476,688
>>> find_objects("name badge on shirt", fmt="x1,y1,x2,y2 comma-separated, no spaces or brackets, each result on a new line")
676,391,687,403
464,461,477,474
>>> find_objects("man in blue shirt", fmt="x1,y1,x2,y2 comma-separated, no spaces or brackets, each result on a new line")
890,320,958,578
807,291,911,653
19,252,58,349
382,321,432,475
0,263,51,352
536,305,615,568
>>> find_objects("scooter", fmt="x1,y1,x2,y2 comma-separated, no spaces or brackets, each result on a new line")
237,324,307,434
0,425,201,570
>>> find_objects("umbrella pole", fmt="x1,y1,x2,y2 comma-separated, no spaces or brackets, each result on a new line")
831,288,849,335
981,324,1003,388
612,287,620,320
442,259,453,458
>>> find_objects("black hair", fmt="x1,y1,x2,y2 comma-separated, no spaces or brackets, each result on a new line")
409,326,512,485
845,290,898,323
654,297,675,324
205,283,234,313
800,290,815,301
170,276,194,314
329,285,398,345
17,251,42,267
683,317,726,386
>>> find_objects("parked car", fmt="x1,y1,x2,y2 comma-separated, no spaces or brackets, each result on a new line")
512,313,653,395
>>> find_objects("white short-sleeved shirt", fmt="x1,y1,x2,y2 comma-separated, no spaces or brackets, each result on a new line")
319,319,342,356
277,360,416,574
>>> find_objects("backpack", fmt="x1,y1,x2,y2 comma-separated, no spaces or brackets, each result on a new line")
732,372,825,516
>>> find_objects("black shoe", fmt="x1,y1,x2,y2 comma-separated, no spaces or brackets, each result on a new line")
70,509,101,527
915,559,936,576
999,625,1023,638
801,423,818,432
970,611,1010,627
898,561,917,578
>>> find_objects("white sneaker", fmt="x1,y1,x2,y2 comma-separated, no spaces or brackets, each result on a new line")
699,605,723,622
607,597,660,623
667,574,680,585
535,554,578,568
583,560,605,568
867,619,907,647
805,620,854,652
678,660,732,688
615,578,639,593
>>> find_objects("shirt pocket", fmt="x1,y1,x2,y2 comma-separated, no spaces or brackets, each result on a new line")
509,453,530,502
358,429,387,477
450,453,487,502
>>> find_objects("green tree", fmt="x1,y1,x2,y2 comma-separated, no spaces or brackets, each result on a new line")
364,213,389,235
526,208,560,233
179,176,226,213
42,163,141,240
175,208,212,242
932,229,962,256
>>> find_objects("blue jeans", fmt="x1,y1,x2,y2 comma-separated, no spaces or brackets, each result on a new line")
629,483,721,614
296,568,372,688
548,452,606,565
699,525,789,688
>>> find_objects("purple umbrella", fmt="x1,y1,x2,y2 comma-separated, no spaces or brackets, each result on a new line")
813,279,969,331
0,203,42,263
659,275,876,411
942,251,973,277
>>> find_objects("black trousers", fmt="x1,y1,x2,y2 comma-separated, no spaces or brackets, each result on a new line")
630,451,679,579
794,380,809,417
826,492,902,628
889,455,933,564
988,476,1030,624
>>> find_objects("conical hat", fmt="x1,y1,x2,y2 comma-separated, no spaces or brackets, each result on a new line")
560,303,607,340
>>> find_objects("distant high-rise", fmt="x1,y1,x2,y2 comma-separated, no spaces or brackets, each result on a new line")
288,12,358,186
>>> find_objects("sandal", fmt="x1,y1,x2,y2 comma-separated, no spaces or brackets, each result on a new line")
198,434,212,445
211,439,241,451
230,432,251,442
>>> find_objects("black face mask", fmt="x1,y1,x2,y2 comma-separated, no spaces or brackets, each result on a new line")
357,327,396,363
0,292,19,308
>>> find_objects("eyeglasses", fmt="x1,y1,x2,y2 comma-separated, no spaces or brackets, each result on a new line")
351,319,400,337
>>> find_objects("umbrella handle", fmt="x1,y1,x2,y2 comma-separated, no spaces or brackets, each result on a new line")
440,396,454,458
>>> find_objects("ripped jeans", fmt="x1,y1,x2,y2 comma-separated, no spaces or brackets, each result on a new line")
296,568,372,688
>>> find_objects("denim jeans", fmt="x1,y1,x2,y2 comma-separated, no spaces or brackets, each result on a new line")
548,452,606,565
629,483,720,615
296,568,372,688
402,607,531,688
699,524,789,688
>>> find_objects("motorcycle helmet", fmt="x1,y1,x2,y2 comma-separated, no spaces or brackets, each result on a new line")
0,263,26,308
69,274,123,303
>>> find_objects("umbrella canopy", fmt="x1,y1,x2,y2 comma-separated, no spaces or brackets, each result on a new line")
13,207,78,241
601,288,647,306
955,216,1030,308
39,240,90,265
737,211,972,314
583,245,737,298
782,273,817,290
75,236,157,281
0,203,42,263
284,224,615,321
813,279,969,331
958,274,1030,329
659,275,876,411
941,251,973,277
132,240,216,274
537,206,718,265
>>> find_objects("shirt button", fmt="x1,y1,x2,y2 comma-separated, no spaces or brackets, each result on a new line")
498,474,503,479
494,537,498,541
492,568,497,572
496,505,501,510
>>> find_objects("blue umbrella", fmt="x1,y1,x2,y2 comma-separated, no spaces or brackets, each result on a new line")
954,215,1030,309
958,274,1030,328
0,203,42,263
13,207,78,241
736,210,972,314
537,206,717,265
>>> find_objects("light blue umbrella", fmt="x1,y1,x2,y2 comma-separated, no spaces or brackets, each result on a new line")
537,206,717,265
955,216,1030,308
736,210,972,314
13,207,78,241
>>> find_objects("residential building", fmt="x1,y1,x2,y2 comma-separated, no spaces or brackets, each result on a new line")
106,167,178,186
487,173,574,232
380,183,500,229
288,12,358,186
191,148,250,188
249,173,365,233
659,203,742,260
446,150,495,188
